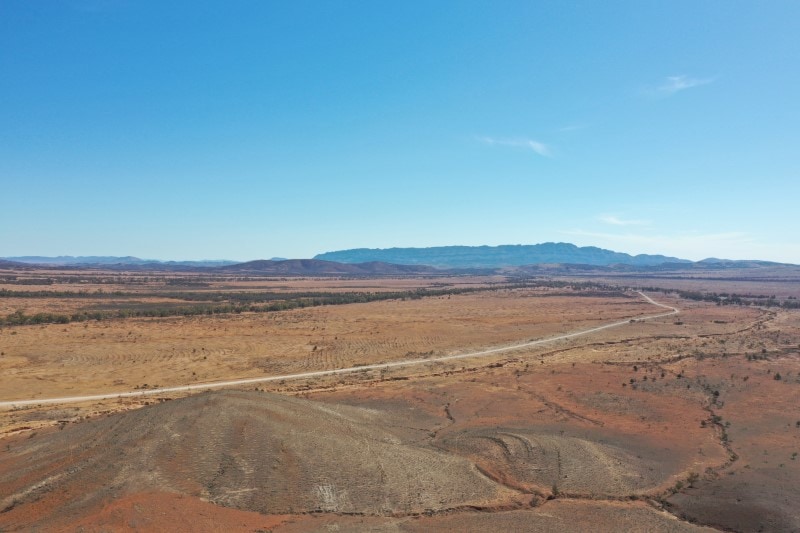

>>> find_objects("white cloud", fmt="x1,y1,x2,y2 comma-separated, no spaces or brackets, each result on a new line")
598,215,650,226
558,123,588,132
656,75,714,95
478,136,552,157
560,229,755,261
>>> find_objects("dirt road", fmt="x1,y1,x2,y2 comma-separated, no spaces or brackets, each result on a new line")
0,292,678,409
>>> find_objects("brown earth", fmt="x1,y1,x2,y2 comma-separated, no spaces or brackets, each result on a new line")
0,391,521,529
663,327,800,531
1,270,799,531
271,501,718,532
0,289,654,427
0,266,502,293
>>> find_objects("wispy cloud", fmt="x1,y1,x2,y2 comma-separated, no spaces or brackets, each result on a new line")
560,229,753,260
656,75,714,95
598,215,650,226
478,136,552,157
558,123,588,133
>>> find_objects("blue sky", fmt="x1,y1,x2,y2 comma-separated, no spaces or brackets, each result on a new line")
2,1,799,262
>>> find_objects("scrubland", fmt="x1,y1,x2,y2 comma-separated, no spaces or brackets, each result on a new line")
1,268,799,531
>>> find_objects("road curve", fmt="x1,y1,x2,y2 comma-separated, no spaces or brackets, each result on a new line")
0,291,679,409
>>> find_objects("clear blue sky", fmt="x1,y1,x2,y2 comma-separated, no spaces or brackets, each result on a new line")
2,1,799,262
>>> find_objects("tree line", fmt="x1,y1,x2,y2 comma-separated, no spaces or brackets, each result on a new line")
0,280,620,327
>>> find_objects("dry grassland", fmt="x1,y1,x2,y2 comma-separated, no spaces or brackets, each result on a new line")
0,289,651,427
1,271,799,532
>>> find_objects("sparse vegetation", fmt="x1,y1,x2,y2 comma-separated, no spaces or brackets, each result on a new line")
2,265,800,531
0,280,623,326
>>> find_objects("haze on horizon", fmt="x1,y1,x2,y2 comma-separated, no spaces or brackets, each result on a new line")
2,2,798,263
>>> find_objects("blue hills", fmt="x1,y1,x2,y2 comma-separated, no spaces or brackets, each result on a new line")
314,242,692,269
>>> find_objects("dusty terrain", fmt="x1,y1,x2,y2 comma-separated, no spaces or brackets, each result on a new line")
1,267,799,531
0,284,652,424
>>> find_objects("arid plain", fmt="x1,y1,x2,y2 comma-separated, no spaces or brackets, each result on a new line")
1,266,799,531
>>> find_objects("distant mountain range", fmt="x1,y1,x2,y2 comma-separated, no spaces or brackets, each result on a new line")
2,256,238,268
0,257,442,276
216,259,439,276
314,243,692,269
2,244,793,274
0,259,28,268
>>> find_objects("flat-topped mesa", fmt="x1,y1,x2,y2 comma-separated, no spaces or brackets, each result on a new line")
314,242,691,269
